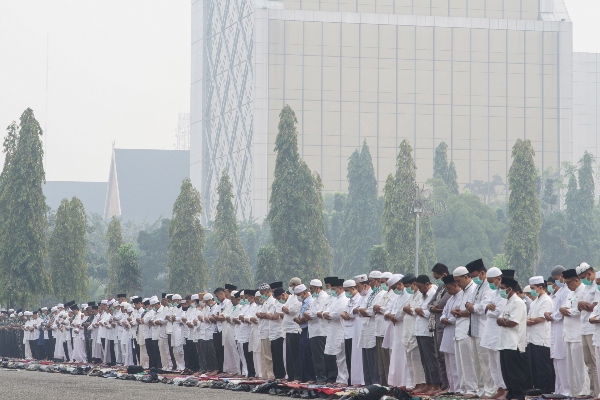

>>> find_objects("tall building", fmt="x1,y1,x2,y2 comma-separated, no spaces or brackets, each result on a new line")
191,0,584,222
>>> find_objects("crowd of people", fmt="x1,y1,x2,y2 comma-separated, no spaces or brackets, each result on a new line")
1,260,600,400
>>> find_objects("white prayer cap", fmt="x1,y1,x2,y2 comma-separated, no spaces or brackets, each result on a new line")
120,302,128,307
100,300,108,305
294,284,307,294
343,279,357,288
51,307,57,313
387,274,402,287
172,294,182,300
149,297,159,305
57,303,64,308
529,276,544,285
577,262,592,275
18,312,23,317
310,279,322,287
203,293,214,301
24,311,32,316
369,270,382,279
523,285,531,292
81,304,88,310
142,298,149,303
9,314,15,318
453,266,469,277
381,272,393,279
191,294,199,301
354,274,368,283
487,267,502,278
8,309,13,313
231,290,238,297
127,307,134,313
109,299,118,306
167,294,173,297
41,307,48,311
255,291,261,297
239,291,245,296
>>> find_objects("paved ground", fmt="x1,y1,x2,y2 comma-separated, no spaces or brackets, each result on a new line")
0,369,275,400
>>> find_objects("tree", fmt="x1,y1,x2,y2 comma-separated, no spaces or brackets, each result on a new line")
368,245,390,272
338,141,381,277
110,244,142,296
569,152,598,264
382,140,436,274
212,171,253,288
105,216,123,296
138,218,170,296
433,142,459,195
268,105,330,280
167,178,208,293
86,213,109,285
504,139,542,279
256,245,279,284
326,192,346,275
447,161,459,195
49,197,89,302
0,109,50,307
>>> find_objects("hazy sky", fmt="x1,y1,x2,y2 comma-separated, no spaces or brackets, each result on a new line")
0,0,598,182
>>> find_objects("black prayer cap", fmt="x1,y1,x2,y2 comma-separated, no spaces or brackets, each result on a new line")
116,294,126,298
501,277,519,290
442,275,456,284
331,278,345,287
562,269,578,279
273,288,285,297
87,301,96,307
161,293,168,299
65,301,75,308
270,281,283,289
401,273,416,284
132,298,142,304
166,295,173,300
225,284,237,291
91,305,98,310
466,259,486,273
71,305,79,311
501,269,515,279
324,277,338,285
432,263,449,275
233,291,241,298
143,300,150,306
415,274,431,284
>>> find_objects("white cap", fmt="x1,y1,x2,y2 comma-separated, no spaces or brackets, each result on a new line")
487,267,502,278
120,302,128,307
354,274,368,283
9,314,15,318
127,307,134,313
191,294,199,301
8,309,13,313
18,312,23,317
231,290,238,297
149,298,159,305
343,279,356,288
387,274,402,287
203,293,214,301
453,266,469,277
529,276,544,285
41,307,48,311
577,262,592,275
369,270,382,279
57,303,64,308
81,304,88,310
524,285,531,292
107,299,116,306
294,284,307,294
381,272,392,279
255,291,261,297
51,307,57,313
100,300,108,305
310,279,322,287
172,294,182,300
239,290,245,296
24,311,32,316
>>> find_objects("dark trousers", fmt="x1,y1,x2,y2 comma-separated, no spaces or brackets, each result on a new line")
375,336,389,386
133,339,140,365
243,342,256,377
362,347,380,385
107,339,116,365
196,341,206,372
63,341,70,362
345,338,353,383
185,339,197,371
300,328,316,382
416,335,441,385
528,343,555,393
167,334,176,368
29,340,38,360
145,338,158,368
214,331,224,373
271,337,286,379
309,335,336,383
204,339,218,372
286,333,302,381
434,330,449,390
500,349,532,400
37,343,45,360
46,332,54,360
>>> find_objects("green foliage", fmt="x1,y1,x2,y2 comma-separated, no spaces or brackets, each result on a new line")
325,192,346,274
368,245,389,272
105,216,123,296
492,253,509,269
433,142,459,195
268,105,330,281
447,162,459,195
86,213,109,283
504,139,542,279
110,244,142,296
538,211,574,277
212,171,253,288
338,141,382,277
382,140,436,274
167,178,208,293
138,218,170,296
256,244,279,284
0,109,50,307
49,197,89,302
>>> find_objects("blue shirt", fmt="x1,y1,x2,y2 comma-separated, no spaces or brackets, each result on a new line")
299,296,313,329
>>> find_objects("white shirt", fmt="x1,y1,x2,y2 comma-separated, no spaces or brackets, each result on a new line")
281,295,301,335
343,293,360,339
480,288,506,350
581,282,598,335
324,293,348,354
265,296,281,341
307,290,329,337
454,280,477,341
470,279,493,338
358,288,377,349
497,294,527,352
414,286,437,337
527,293,553,347
590,300,600,347
562,283,586,343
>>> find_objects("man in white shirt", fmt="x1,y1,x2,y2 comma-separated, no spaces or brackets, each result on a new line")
358,271,379,385
452,266,478,397
414,274,442,394
577,262,599,397
439,275,463,394
526,276,554,393
560,268,591,397
304,279,335,383
341,279,359,384
269,283,286,379
324,278,350,384
497,276,529,400
402,273,426,391
257,283,276,379
587,275,600,399
543,267,570,396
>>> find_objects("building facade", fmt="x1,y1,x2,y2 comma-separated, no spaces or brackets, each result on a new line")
191,0,578,221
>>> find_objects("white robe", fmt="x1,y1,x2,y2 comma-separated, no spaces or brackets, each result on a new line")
388,291,412,387
350,293,365,385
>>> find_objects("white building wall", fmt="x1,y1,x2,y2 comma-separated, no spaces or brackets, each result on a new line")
573,53,600,170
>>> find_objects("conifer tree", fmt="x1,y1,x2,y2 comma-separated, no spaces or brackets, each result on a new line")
256,244,279,284
111,244,142,296
105,216,123,296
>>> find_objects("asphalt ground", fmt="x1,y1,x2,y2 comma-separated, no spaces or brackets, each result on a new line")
0,369,276,400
